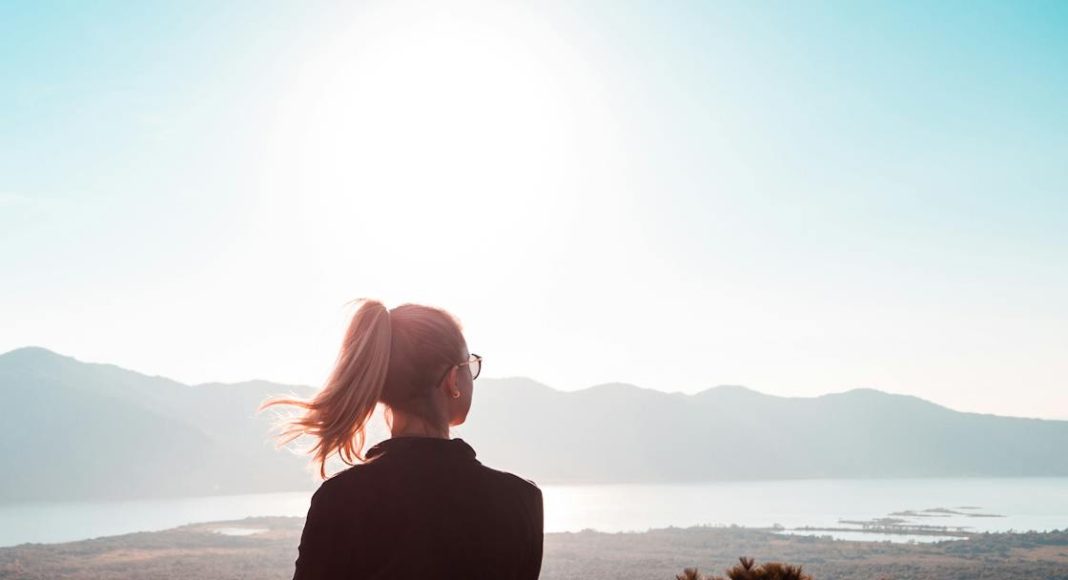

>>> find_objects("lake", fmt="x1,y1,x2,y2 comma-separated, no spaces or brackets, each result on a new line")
2,477,1065,547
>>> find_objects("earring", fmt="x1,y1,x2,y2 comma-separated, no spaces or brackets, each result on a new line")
451,391,461,399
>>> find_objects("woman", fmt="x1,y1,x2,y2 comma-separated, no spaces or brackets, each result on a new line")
260,299,544,579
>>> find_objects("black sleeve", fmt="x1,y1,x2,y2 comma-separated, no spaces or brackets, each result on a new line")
525,487,544,580
293,484,349,580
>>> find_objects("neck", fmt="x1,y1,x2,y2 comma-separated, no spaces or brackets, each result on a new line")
389,408,449,439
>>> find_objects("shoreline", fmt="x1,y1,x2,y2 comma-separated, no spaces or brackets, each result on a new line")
2,512,1063,549
5,476,1066,549
2,517,1066,579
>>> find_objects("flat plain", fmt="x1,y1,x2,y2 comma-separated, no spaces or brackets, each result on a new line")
1,517,1066,579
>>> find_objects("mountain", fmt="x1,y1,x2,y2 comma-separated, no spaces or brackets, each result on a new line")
461,379,1068,483
1,346,1066,502
0,347,318,501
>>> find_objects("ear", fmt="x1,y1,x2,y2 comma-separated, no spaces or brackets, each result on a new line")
442,366,459,392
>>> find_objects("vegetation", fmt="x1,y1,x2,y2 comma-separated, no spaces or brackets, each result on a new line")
2,518,1067,579
677,557,812,580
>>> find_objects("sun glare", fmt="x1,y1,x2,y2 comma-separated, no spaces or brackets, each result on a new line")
260,3,616,268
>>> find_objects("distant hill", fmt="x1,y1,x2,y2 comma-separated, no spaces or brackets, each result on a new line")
0,347,318,501
1,346,1066,501
463,379,1068,484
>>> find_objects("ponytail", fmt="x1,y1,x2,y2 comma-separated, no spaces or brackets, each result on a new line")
259,298,392,478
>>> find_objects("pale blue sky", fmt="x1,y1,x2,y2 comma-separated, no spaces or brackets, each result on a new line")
2,1,1066,419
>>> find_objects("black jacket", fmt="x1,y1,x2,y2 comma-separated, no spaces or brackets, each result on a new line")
292,436,544,579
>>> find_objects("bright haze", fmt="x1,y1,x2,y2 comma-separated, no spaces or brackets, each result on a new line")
1,1,1065,419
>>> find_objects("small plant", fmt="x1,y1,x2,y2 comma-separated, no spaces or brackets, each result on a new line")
677,557,812,580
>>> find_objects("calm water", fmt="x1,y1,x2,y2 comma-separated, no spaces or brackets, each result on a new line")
1,477,1065,547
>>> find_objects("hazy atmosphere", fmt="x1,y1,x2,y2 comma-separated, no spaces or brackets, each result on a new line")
3,1,1066,421
3,3,1068,579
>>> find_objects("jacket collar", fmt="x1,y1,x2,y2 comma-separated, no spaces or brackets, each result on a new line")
365,436,478,461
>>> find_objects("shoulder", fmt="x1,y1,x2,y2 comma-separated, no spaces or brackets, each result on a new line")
476,465,544,534
477,464,543,504
308,462,382,508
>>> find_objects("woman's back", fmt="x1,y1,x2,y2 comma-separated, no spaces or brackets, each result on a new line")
261,300,543,578
293,436,543,579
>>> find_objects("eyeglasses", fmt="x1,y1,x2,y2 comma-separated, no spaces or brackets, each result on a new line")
458,353,482,380
437,353,482,387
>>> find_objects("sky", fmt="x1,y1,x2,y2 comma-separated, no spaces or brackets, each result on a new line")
1,1,1066,419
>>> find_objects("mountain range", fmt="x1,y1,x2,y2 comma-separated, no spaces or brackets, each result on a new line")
1,346,1065,502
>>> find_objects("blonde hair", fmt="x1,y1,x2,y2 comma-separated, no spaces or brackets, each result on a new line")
259,299,465,478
